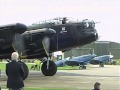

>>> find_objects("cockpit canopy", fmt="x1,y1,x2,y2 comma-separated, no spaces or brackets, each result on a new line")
82,19,95,28
32,17,79,25
32,17,95,28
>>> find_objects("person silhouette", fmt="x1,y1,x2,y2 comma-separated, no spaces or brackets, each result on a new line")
6,52,25,90
93,82,101,90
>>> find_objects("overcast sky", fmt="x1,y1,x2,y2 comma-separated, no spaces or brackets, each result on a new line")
0,0,120,43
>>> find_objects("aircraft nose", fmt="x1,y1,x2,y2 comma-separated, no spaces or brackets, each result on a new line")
94,31,98,40
88,28,98,41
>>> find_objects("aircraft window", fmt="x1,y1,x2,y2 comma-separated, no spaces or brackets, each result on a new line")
32,17,79,25
32,18,62,25
82,20,89,28
89,21,95,28
82,19,95,28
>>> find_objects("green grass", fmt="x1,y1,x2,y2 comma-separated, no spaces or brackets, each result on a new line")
57,66,79,70
0,62,34,71
0,62,6,70
116,59,120,65
1,60,120,71
0,62,32,71
0,62,80,71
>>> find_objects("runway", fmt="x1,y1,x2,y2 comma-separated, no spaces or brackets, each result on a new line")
1,65,120,90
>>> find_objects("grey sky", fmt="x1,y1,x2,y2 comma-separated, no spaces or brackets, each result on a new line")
0,0,120,43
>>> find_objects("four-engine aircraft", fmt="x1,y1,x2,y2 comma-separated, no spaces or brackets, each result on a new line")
0,17,98,79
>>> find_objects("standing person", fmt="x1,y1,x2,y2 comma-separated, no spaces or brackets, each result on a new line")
30,64,35,70
34,59,38,70
37,59,41,71
6,52,25,90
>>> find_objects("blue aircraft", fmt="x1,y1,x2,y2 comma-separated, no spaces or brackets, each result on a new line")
55,54,97,69
91,54,114,67
55,59,68,67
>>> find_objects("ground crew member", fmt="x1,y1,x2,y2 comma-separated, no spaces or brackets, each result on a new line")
37,59,41,71
30,64,35,70
34,59,38,70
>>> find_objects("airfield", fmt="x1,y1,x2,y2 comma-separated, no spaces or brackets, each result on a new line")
1,65,120,90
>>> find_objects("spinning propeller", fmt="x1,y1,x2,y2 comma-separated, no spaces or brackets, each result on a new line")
12,28,56,58
42,28,56,58
12,33,26,56
42,36,50,57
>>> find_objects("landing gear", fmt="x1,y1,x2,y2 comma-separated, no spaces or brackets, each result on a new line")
99,62,104,67
79,64,86,69
18,61,29,80
83,65,86,69
41,60,57,76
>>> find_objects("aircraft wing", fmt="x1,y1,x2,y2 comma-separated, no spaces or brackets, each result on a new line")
55,59,68,67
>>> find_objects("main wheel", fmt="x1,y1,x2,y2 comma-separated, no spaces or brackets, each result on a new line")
41,60,57,76
99,62,104,67
83,66,86,69
18,61,29,80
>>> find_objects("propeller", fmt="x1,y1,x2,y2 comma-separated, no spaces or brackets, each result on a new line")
42,28,56,58
12,33,26,56
42,36,50,57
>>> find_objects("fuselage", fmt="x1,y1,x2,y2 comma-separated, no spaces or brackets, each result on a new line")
0,18,98,59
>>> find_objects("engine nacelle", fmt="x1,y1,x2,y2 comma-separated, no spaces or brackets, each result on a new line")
0,23,27,34
22,28,56,42
0,23,27,48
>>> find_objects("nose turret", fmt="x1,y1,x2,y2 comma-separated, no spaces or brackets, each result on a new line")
82,19,95,29
81,19,98,40
71,19,99,46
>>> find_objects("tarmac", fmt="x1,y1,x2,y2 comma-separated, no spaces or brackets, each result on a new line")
0,65,120,90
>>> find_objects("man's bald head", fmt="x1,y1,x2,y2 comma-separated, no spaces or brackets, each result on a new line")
11,52,19,60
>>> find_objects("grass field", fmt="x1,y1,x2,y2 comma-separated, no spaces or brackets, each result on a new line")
0,62,6,70
0,62,24,71
1,60,120,71
0,62,80,71
115,59,120,65
0,62,37,71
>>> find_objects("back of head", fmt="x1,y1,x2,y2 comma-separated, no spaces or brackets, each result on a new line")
11,52,19,61
94,82,100,90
